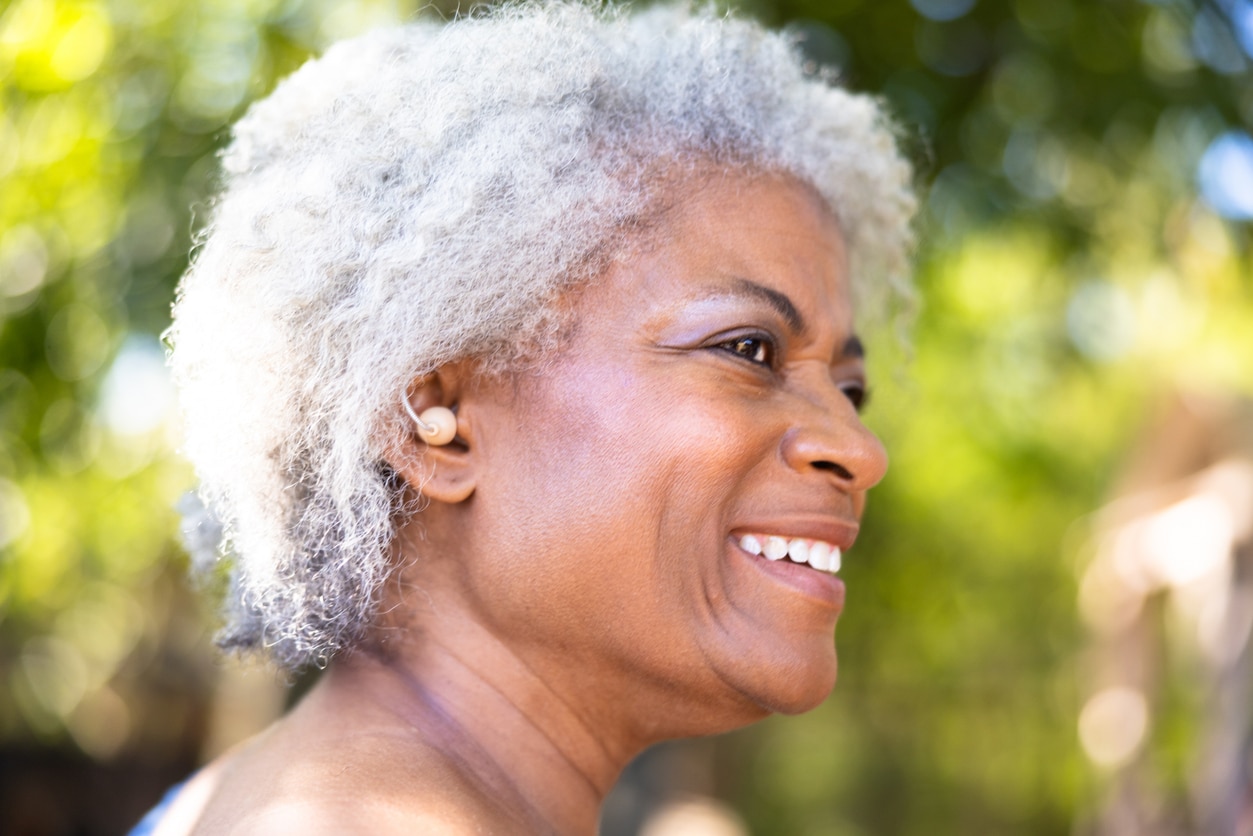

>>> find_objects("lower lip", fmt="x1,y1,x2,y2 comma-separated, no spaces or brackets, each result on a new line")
732,538,846,610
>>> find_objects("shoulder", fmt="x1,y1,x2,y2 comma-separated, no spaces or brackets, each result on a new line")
182,730,522,835
225,799,502,835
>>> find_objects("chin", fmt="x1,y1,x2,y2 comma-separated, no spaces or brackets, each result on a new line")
772,664,838,716
736,645,839,717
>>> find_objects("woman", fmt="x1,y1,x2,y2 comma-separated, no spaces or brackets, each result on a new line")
145,2,915,832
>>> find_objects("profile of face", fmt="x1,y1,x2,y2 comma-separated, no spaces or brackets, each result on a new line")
401,171,889,741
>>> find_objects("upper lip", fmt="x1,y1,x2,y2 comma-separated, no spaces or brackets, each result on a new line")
729,516,860,551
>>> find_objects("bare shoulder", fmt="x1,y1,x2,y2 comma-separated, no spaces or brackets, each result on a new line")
182,727,526,835
227,797,506,835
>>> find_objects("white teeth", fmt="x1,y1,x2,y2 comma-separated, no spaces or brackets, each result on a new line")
741,533,844,575
764,536,788,561
808,540,831,572
787,538,809,563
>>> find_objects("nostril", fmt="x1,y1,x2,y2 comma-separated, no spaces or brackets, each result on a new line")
814,460,854,481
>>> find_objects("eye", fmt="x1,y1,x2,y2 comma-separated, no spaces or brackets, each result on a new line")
840,381,870,412
717,334,775,367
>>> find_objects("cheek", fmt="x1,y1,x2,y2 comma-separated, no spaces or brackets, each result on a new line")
467,361,764,631
526,354,761,499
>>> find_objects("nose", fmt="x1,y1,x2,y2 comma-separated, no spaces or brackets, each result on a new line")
780,380,888,494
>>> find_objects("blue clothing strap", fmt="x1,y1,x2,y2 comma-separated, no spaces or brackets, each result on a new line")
128,782,185,836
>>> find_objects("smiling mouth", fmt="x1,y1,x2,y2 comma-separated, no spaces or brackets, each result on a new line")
738,534,841,575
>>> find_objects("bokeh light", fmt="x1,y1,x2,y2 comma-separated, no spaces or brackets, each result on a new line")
1198,129,1253,219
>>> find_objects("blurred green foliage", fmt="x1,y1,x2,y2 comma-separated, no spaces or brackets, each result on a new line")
1,0,1251,834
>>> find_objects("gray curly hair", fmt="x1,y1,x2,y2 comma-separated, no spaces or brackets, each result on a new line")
169,0,916,670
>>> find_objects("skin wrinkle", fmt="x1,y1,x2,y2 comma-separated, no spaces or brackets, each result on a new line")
413,595,628,793
417,626,615,827
373,649,554,829
641,368,768,712
383,500,627,813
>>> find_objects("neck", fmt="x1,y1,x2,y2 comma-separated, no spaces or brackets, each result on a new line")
318,610,638,834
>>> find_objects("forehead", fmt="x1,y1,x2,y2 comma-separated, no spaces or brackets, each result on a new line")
590,170,851,323
662,169,841,240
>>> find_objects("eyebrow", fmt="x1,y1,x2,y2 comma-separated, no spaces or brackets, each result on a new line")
722,278,866,360
728,278,805,333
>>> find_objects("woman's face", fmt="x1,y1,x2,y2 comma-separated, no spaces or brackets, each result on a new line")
435,171,888,733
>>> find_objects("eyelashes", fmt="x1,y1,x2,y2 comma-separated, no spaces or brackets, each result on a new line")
840,382,870,412
712,333,870,412
717,333,775,367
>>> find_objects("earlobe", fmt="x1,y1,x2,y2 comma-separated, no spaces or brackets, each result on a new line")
419,454,476,504
384,372,477,504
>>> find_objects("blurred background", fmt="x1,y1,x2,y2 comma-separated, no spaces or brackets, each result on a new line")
1,0,1252,833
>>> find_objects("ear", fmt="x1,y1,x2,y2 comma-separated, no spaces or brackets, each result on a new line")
383,366,477,504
